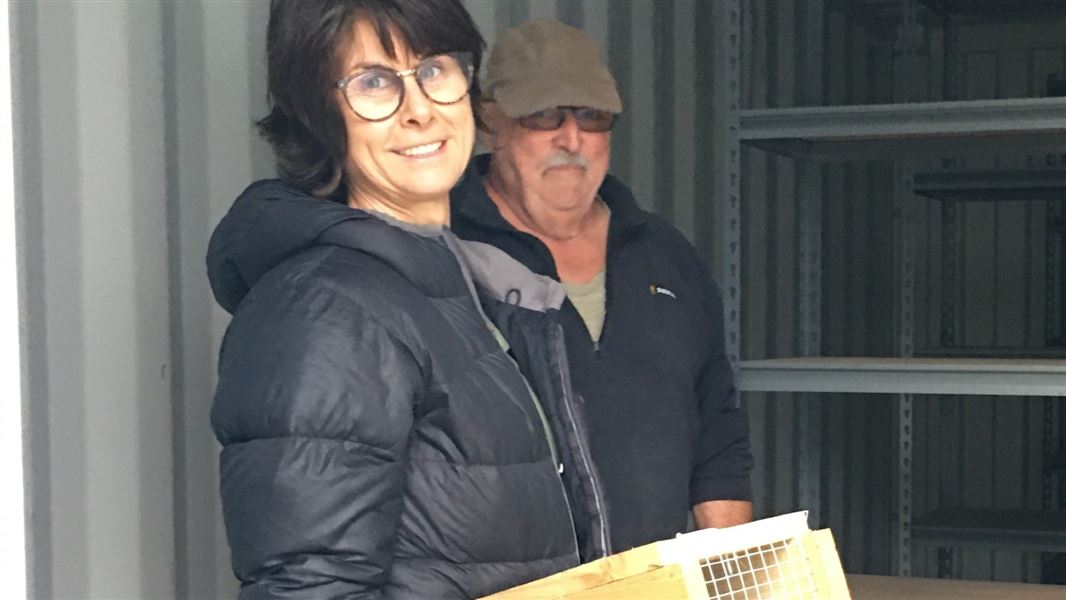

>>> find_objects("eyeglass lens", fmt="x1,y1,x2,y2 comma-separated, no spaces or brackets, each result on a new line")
341,53,473,121
518,107,615,133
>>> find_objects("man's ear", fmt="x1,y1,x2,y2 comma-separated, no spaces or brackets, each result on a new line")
476,100,500,149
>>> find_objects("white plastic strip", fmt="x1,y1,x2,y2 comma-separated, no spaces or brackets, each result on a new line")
0,1,29,597
657,511,811,566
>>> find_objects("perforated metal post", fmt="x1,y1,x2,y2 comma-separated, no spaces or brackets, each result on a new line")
795,0,825,531
1042,202,1057,581
1048,200,1063,512
796,156,823,529
893,0,921,577
1057,201,1066,513
936,8,961,580
894,163,917,577
713,0,742,371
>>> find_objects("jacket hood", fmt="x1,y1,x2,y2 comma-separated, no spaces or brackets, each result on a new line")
207,180,442,313
207,179,566,314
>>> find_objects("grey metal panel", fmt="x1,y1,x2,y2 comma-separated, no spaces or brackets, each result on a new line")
738,358,1066,396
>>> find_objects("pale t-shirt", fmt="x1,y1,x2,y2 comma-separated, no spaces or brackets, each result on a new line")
563,269,606,343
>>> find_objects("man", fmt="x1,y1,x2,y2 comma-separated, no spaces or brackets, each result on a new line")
451,20,754,553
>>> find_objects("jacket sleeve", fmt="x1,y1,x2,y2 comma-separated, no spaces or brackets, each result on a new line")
211,276,420,599
689,261,755,507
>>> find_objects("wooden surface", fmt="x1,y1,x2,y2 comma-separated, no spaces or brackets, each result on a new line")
848,575,1066,599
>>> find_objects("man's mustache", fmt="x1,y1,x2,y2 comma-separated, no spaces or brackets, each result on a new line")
541,152,588,170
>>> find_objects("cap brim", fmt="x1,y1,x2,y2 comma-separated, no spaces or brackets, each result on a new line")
491,78,623,118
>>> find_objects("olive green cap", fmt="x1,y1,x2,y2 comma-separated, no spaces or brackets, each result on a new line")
484,20,623,117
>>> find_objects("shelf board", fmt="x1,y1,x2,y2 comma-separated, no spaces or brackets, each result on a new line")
915,346,1066,359
911,508,1066,553
912,170,1066,202
737,357,1066,396
919,0,1066,19
739,97,1066,160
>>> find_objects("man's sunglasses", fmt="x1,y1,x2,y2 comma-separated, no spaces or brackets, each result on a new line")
518,106,616,133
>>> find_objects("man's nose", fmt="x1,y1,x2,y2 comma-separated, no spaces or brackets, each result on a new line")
553,113,582,153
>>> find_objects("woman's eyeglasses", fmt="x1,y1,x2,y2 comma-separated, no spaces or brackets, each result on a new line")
518,106,616,133
336,52,474,122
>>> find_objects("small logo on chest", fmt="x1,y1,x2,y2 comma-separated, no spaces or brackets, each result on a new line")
649,284,677,300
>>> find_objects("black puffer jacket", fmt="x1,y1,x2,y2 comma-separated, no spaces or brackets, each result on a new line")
207,181,610,599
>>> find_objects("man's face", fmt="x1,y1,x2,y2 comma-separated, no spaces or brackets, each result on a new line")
487,105,611,215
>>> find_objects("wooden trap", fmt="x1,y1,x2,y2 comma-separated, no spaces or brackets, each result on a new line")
481,511,850,599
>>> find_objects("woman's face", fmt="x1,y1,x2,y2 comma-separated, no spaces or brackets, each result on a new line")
337,20,475,211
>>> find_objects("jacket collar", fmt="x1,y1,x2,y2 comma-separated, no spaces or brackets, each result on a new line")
207,179,565,314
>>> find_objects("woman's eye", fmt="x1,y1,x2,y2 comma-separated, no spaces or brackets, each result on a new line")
353,72,395,94
417,62,445,81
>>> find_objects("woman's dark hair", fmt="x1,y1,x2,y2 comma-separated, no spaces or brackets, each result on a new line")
257,0,485,201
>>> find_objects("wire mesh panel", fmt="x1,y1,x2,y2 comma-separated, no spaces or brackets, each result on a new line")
700,539,820,599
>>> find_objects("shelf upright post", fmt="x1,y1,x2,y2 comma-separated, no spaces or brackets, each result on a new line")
1056,199,1066,514
936,8,962,581
1043,201,1057,580
895,162,917,578
893,0,921,578
794,0,825,530
1046,199,1063,512
711,0,742,371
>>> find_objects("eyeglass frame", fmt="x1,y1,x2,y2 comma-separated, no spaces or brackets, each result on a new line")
335,52,475,123
516,106,618,133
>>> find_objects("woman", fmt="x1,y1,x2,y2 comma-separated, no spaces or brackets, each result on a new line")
206,1,609,598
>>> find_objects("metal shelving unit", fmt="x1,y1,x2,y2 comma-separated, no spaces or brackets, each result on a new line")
734,0,1066,579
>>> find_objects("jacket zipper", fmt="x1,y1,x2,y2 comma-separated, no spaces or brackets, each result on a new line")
549,324,612,557
516,355,579,555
